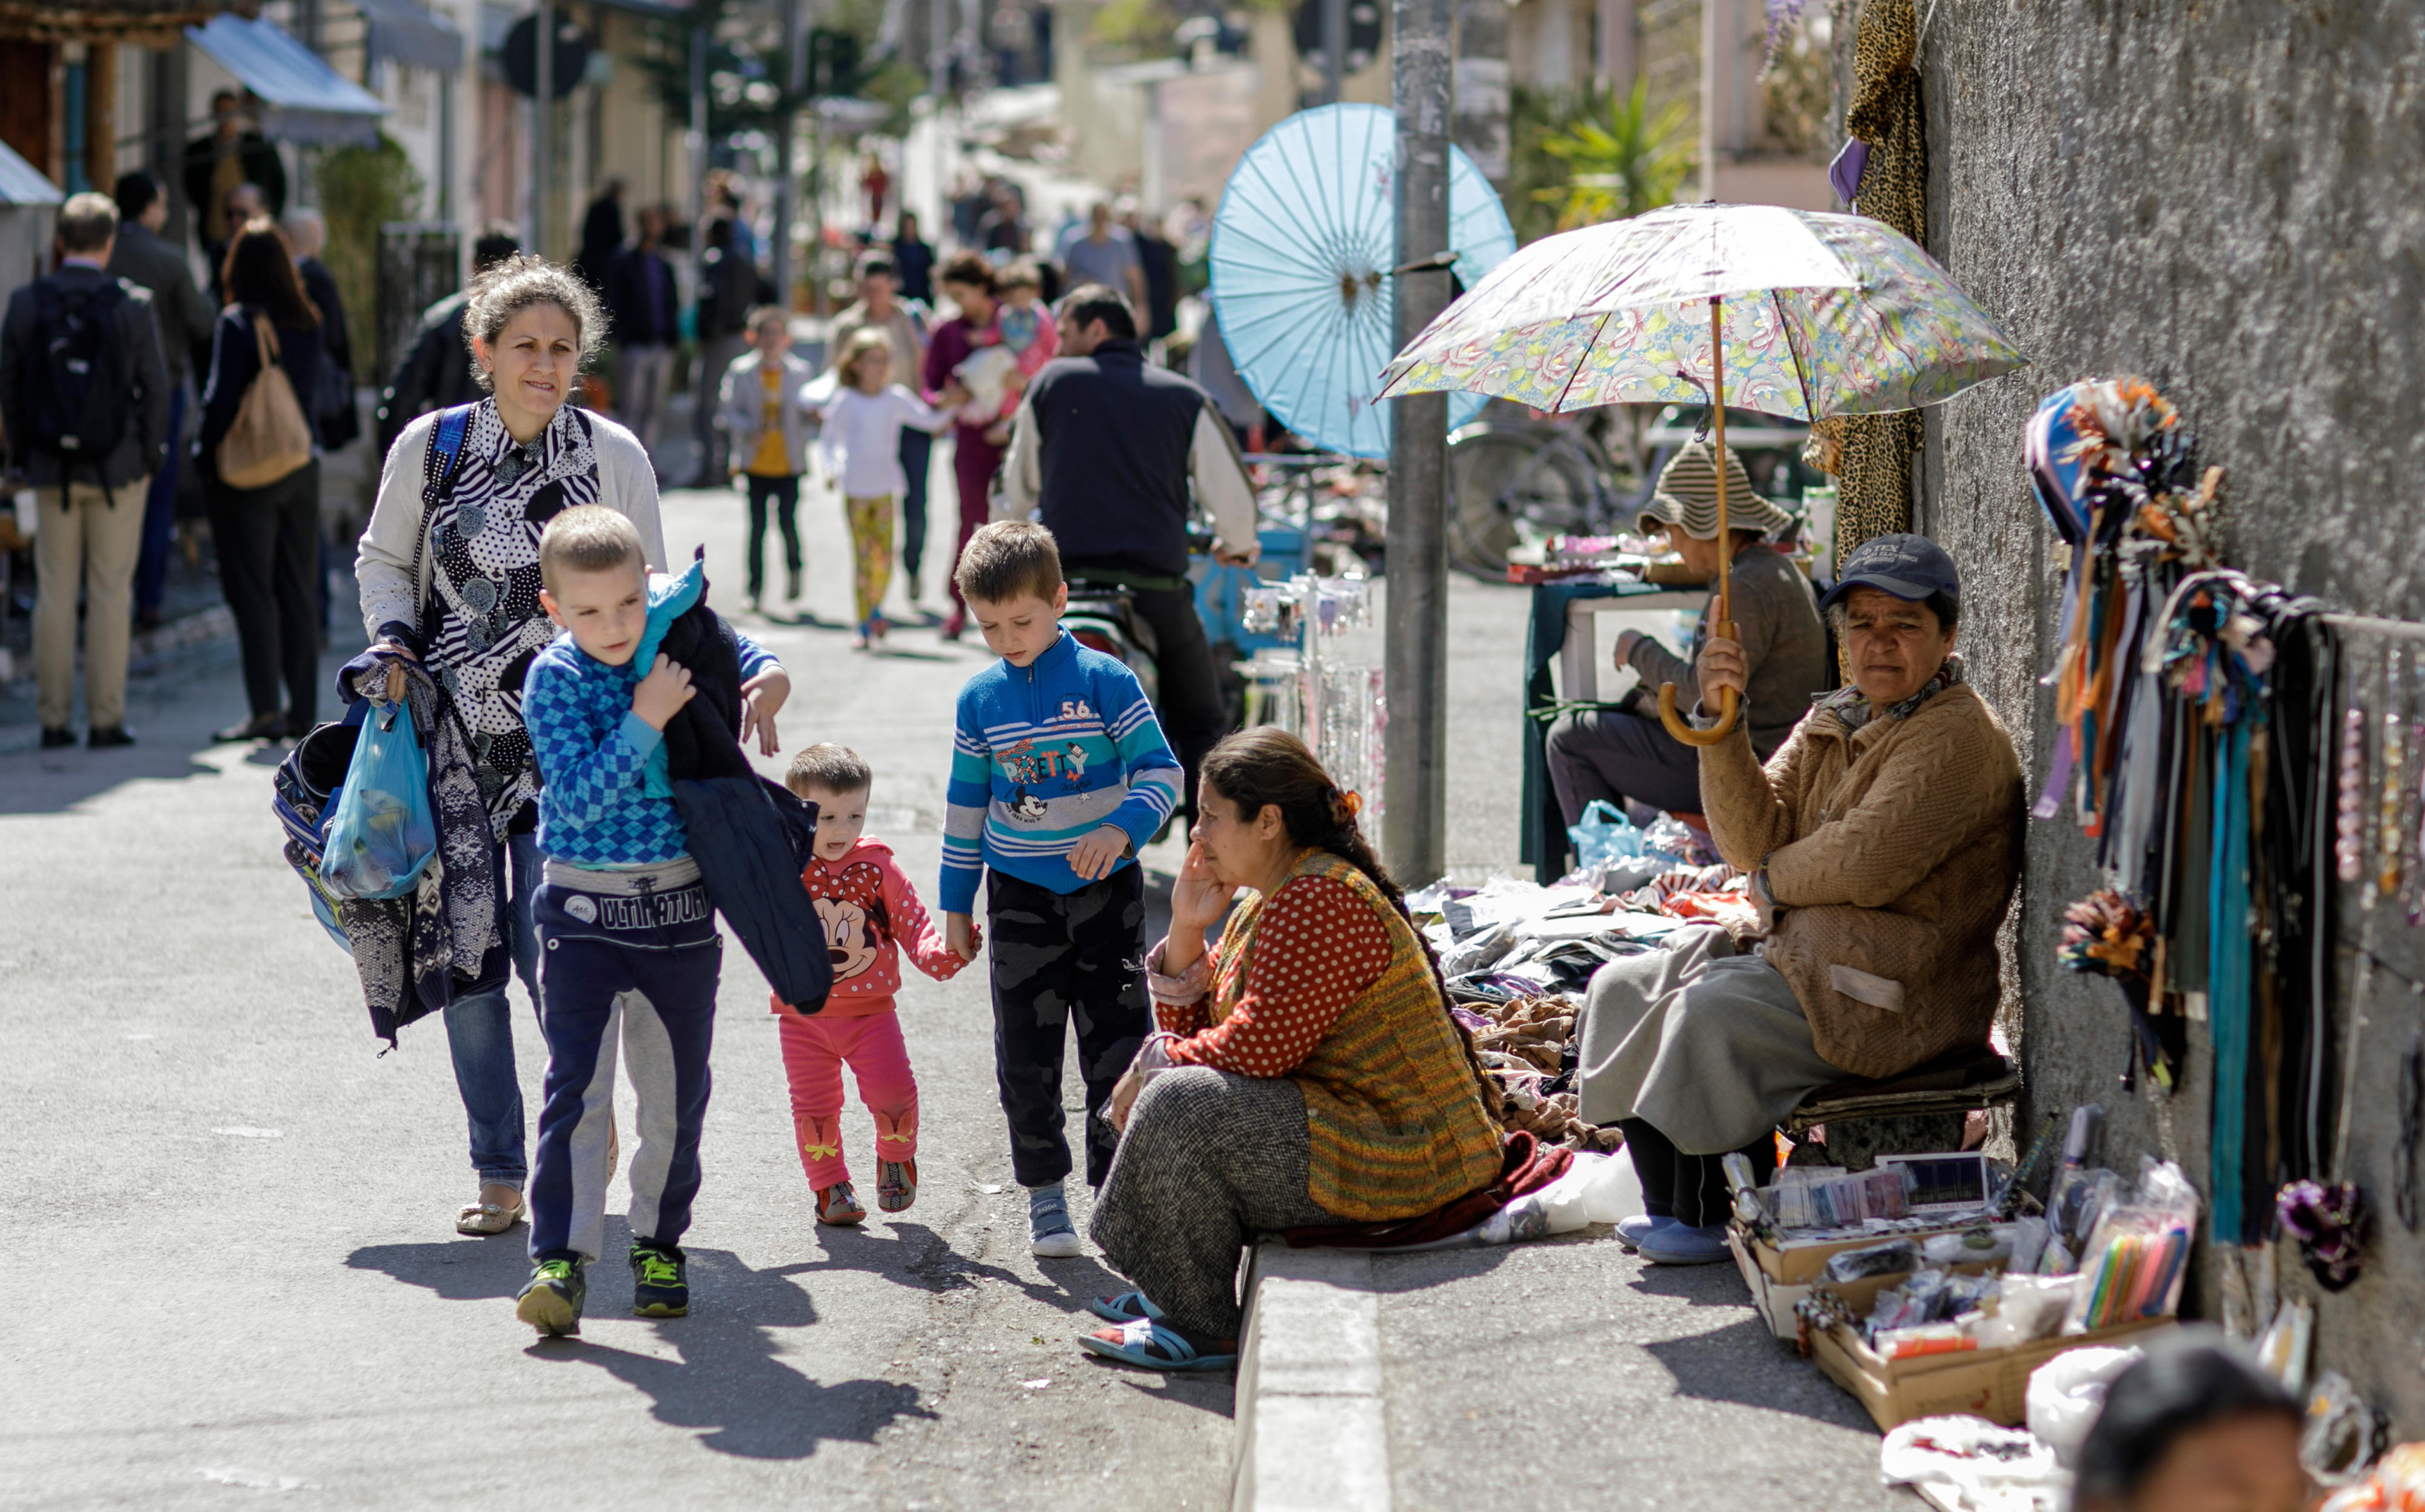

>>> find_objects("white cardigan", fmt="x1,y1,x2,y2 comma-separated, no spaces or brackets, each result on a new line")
355,404,667,639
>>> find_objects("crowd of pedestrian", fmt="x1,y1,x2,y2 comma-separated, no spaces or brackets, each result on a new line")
1,138,369,750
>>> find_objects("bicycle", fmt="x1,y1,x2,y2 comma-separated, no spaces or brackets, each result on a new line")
1445,413,1637,579
1445,404,1817,580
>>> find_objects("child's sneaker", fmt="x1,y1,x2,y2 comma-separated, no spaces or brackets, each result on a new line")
629,1242,689,1317
817,1181,868,1226
1028,1183,1082,1259
516,1257,586,1336
877,1158,917,1213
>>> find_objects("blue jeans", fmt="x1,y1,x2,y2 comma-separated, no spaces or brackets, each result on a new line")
444,831,543,1188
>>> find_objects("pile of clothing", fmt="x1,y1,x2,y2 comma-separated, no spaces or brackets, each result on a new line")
1448,994,1622,1152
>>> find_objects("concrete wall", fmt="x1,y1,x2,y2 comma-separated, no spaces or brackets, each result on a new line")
1878,0,2425,1431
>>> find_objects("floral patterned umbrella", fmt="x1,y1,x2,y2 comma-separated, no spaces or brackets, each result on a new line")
1374,201,2025,421
1376,202,2025,746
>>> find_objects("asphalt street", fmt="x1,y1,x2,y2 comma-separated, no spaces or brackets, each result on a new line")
0,469,1243,1510
0,440,1893,1509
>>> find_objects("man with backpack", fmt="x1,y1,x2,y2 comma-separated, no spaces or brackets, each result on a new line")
0,192,172,749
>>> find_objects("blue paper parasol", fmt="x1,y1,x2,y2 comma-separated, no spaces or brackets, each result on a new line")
1209,104,1516,458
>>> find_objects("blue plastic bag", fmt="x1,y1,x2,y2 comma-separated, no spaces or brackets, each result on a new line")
318,696,437,901
1567,800,1645,873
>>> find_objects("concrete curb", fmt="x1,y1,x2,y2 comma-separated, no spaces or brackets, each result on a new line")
1231,1241,1391,1512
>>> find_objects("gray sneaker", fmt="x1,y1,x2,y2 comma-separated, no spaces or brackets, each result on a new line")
1028,1183,1082,1259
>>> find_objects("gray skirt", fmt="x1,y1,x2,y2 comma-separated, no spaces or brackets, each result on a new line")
1574,924,1845,1154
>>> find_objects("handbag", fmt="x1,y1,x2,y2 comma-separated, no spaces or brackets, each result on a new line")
217,315,314,489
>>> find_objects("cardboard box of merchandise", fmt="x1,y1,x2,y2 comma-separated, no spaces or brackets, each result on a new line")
1811,1314,2176,1430
1728,1228,2003,1342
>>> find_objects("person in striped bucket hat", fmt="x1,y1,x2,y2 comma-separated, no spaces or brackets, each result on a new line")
1545,439,1828,835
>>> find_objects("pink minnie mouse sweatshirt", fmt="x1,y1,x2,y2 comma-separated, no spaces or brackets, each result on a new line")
771,837,965,1017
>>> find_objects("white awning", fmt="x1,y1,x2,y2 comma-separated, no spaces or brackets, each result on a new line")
186,15,392,146
0,139,64,207
353,0,466,75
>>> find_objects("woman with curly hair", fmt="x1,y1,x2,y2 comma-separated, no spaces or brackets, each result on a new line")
351,255,671,1237
1080,728,1504,1372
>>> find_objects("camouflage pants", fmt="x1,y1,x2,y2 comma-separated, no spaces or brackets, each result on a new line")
986,867,1151,1188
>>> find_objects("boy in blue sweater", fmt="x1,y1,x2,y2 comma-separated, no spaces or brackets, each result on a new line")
512,506,790,1336
940,522,1181,1257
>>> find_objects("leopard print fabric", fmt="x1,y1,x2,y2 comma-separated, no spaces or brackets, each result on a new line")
1812,0,1928,563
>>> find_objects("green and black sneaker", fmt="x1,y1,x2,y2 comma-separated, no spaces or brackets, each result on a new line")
630,1242,689,1317
516,1257,586,1337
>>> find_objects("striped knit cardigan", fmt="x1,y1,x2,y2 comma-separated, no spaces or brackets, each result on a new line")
1206,850,1504,1221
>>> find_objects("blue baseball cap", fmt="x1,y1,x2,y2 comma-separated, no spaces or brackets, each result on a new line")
1818,533,1961,612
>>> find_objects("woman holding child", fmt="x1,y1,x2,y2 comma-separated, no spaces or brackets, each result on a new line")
921,252,1005,641
1082,728,1504,1371
351,256,783,1238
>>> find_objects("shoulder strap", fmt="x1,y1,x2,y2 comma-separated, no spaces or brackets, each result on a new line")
404,403,479,635
424,403,475,501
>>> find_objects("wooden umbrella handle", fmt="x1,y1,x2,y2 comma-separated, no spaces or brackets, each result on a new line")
1660,295,1741,744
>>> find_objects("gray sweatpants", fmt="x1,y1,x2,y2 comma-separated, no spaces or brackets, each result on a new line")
1089,1067,1343,1339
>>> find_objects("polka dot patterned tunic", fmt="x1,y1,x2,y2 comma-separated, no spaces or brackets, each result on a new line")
1158,875,1393,1076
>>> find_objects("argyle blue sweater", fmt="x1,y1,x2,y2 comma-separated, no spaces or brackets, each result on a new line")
524,628,774,865
939,629,1182,913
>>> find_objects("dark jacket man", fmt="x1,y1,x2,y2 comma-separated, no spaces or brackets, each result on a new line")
296,255,360,450
1000,335,1255,578
181,113,285,249
378,292,478,453
105,217,215,391
604,239,678,347
0,262,172,490
998,290,1260,821
378,226,522,450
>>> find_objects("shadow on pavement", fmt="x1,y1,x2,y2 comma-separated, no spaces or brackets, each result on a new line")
0,737,224,814
790,1219,1124,1318
354,1228,933,1459
0,631,366,815
1085,1360,1240,1411
1639,1312,1877,1431
534,1242,935,1459
1624,1255,1772,1309
1362,1240,1524,1292
347,1230,534,1301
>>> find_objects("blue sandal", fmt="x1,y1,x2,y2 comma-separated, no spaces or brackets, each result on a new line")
1077,1317,1236,1373
1086,1290,1165,1323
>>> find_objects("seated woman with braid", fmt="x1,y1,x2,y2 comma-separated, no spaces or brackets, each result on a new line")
1082,728,1502,1373
1575,534,2024,1267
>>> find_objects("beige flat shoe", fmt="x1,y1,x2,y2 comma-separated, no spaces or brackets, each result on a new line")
456,1186,526,1236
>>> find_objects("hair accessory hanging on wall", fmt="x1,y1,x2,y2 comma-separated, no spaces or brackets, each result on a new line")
2337,703,2368,883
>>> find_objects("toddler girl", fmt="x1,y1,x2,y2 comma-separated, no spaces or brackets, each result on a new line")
774,743,970,1225
820,328,951,647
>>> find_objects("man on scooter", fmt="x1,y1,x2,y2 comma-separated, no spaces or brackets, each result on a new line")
999,283,1259,821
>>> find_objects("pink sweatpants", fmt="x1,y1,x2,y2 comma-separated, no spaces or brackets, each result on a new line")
777,1007,918,1189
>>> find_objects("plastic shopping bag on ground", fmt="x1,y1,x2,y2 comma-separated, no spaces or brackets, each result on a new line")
1567,800,1644,874
2027,1345,2144,1467
318,694,436,901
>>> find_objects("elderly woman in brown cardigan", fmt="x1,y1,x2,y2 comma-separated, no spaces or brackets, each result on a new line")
1080,729,1502,1371
1576,534,2023,1265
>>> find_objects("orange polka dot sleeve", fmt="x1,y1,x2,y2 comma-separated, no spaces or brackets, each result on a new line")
1164,875,1392,1078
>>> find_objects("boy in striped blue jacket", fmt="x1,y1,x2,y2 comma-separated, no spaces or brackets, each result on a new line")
939,522,1181,1257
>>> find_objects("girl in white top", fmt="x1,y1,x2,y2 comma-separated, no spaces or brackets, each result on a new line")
821,327,951,647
